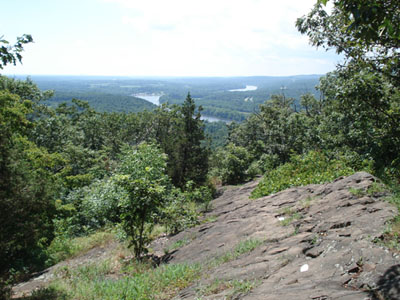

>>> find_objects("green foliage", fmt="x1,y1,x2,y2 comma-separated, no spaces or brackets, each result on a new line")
0,75,53,104
210,143,253,185
233,239,264,256
162,188,200,235
0,280,11,300
161,182,213,235
317,69,400,176
46,231,116,266
197,278,258,299
46,90,155,113
214,239,263,265
45,260,201,300
169,93,210,188
0,34,33,69
28,286,67,300
32,75,321,123
184,181,213,212
80,178,125,227
0,90,58,278
382,185,400,243
296,0,400,181
278,207,302,226
163,237,191,254
0,74,214,278
226,93,318,174
349,187,365,198
252,151,371,198
204,120,229,149
297,0,400,82
55,177,126,237
116,143,169,258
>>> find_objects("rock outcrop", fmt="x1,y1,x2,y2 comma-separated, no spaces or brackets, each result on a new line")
153,172,400,299
12,172,400,299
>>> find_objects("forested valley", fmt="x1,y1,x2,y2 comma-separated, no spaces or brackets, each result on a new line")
1,0,400,299
22,74,321,122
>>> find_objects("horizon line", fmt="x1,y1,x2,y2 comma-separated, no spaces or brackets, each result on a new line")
3,73,325,79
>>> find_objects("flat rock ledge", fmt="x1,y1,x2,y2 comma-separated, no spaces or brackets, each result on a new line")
153,172,400,300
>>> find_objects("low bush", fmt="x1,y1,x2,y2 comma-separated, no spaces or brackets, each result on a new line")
162,188,199,235
210,143,254,185
251,150,372,198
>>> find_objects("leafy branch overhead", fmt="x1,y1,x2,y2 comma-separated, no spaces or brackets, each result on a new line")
298,0,400,84
0,34,33,69
317,0,400,44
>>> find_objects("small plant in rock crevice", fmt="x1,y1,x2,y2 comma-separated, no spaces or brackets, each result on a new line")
278,207,303,227
196,278,259,299
212,238,264,266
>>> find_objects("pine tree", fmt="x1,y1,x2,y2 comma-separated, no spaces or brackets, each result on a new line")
170,93,209,188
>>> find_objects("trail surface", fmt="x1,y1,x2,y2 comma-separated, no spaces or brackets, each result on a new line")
153,172,400,299
13,172,400,299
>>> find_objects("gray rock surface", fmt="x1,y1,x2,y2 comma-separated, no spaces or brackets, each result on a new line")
152,172,400,299
12,172,400,299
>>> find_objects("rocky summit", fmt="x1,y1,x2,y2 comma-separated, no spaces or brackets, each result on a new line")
152,172,400,299
12,172,400,299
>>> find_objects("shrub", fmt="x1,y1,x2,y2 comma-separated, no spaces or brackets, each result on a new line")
251,150,372,198
162,188,199,235
210,143,253,185
116,143,170,258
80,178,126,228
184,181,213,212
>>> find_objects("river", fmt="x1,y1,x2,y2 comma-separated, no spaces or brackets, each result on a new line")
229,85,258,92
133,93,229,123
133,93,161,105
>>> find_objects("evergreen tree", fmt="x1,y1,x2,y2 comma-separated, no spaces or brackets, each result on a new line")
0,90,57,279
170,93,209,188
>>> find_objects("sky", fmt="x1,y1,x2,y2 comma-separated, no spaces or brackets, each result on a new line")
1,0,340,77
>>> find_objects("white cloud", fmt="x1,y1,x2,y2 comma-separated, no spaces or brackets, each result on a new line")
99,0,327,76
4,0,338,76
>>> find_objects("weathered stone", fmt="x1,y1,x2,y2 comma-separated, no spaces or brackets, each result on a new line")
155,172,399,299
13,172,400,299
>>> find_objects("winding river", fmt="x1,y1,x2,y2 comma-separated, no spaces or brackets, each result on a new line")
133,93,161,106
134,85,259,122
133,93,228,123
229,85,258,92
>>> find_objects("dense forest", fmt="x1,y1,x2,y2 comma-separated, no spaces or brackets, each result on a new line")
20,74,321,122
1,0,399,299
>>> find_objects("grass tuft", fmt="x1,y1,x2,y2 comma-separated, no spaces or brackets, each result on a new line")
46,230,116,265
196,278,258,299
35,260,201,300
213,238,263,266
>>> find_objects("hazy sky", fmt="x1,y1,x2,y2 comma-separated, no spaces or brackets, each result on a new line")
1,0,340,77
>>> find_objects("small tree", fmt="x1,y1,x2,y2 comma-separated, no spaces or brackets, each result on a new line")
116,143,169,258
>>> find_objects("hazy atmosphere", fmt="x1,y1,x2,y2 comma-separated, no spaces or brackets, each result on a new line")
2,0,340,76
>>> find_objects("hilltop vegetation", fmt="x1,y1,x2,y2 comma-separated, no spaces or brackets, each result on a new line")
0,71,213,297
1,0,400,299
25,74,321,122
